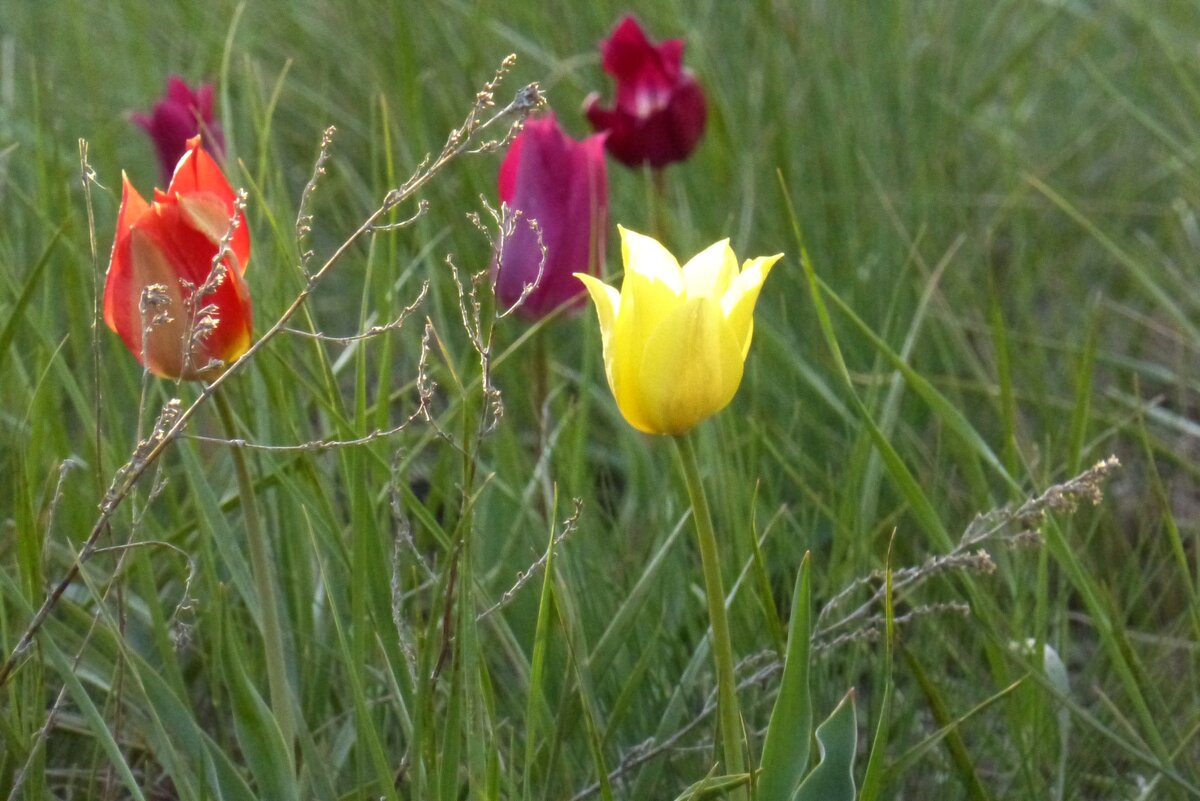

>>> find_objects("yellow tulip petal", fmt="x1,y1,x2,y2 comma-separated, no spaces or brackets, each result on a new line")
722,254,782,357
575,273,620,351
609,289,660,434
619,226,683,294
618,226,685,368
636,296,744,435
578,270,659,432
576,272,627,406
681,238,738,300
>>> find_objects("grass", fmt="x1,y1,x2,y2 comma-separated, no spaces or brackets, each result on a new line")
2,0,1200,798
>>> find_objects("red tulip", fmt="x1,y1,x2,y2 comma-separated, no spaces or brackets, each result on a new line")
492,113,608,319
104,135,252,380
132,76,225,182
584,16,707,169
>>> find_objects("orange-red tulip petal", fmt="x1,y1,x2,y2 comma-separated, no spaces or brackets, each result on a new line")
104,135,251,380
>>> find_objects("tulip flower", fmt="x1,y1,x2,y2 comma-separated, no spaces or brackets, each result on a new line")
492,113,608,319
104,135,252,380
133,76,225,182
576,226,781,435
584,16,707,169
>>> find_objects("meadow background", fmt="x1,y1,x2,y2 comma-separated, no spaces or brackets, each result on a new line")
2,0,1200,798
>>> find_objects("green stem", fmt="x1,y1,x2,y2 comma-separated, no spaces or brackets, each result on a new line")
214,390,295,758
532,328,548,426
673,434,746,793
648,166,666,241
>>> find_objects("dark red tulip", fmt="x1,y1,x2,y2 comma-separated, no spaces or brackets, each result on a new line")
132,76,225,182
493,113,608,319
584,16,707,169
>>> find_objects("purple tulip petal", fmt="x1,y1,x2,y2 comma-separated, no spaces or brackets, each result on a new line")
133,76,225,181
492,113,608,320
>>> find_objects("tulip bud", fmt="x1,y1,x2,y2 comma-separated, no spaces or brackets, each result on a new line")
576,227,780,436
493,113,608,319
584,16,707,169
104,136,252,380
132,76,225,182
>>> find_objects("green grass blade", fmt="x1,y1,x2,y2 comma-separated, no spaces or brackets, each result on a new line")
900,643,994,801
1026,173,1200,342
987,292,1019,477
1135,412,1200,644
746,498,787,656
0,226,58,376
670,769,751,801
757,551,813,801
1040,518,1174,764
1017,649,1200,796
564,614,614,801
305,517,402,801
586,512,687,677
887,672,1024,782
858,543,895,801
779,177,952,549
1066,299,1100,476
39,635,146,801
815,273,1020,493
437,653,466,801
218,601,300,801
522,503,559,799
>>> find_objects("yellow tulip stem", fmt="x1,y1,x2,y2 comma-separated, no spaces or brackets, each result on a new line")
674,433,747,793
213,389,296,761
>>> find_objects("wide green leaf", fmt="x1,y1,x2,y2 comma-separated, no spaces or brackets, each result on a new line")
794,690,857,801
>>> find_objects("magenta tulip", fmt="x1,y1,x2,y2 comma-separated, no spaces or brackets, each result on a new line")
584,16,707,169
133,76,225,182
492,113,608,319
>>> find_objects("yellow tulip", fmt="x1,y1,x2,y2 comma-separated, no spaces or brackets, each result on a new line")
576,226,781,435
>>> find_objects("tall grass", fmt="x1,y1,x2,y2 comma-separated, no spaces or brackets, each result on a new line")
2,0,1199,798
